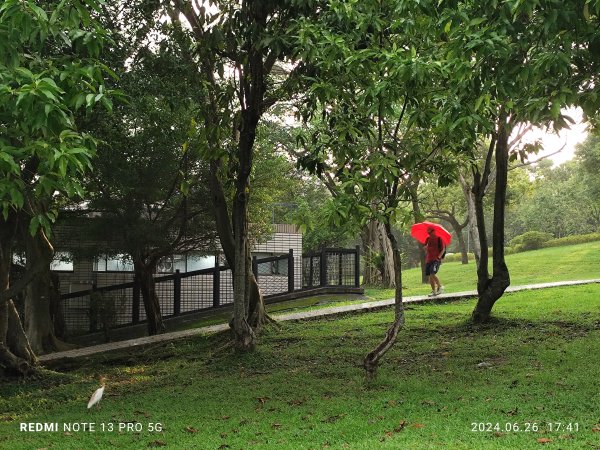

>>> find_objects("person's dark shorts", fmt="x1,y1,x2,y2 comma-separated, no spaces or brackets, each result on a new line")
425,260,441,276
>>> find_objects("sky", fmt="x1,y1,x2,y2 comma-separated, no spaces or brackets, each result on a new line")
521,107,589,166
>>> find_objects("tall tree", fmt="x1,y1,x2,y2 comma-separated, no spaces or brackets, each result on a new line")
419,180,470,263
80,45,217,336
169,0,321,349
294,0,464,379
439,0,600,322
0,0,112,369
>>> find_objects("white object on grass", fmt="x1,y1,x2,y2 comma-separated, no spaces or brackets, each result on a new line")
87,376,106,409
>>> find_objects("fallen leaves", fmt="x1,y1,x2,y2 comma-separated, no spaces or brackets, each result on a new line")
322,414,346,423
537,437,553,444
592,424,600,432
380,421,418,442
184,426,198,433
256,397,270,405
394,420,407,432
148,440,167,447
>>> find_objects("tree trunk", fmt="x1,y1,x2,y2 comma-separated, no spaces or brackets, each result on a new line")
441,214,469,264
460,173,481,267
232,163,256,350
135,262,166,335
0,216,36,375
49,273,66,339
472,118,511,322
246,242,267,329
22,227,73,354
377,222,396,288
361,222,379,285
408,182,428,283
363,221,405,381
360,220,395,287
209,160,262,345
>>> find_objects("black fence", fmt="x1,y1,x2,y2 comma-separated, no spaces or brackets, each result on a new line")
59,247,360,334
302,247,360,289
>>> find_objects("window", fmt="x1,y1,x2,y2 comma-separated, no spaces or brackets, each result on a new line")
186,254,215,272
92,253,216,273
50,252,74,271
14,252,74,271
94,254,134,272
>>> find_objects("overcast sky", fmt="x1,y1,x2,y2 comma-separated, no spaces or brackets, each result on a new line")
522,107,589,166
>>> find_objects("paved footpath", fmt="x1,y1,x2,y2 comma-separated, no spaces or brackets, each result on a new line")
39,279,600,363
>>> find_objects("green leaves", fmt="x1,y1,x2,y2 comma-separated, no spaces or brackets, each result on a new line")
0,0,112,232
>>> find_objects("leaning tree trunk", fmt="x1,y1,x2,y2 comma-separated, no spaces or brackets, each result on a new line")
472,118,511,322
363,221,405,381
134,262,166,335
0,216,36,375
22,227,73,354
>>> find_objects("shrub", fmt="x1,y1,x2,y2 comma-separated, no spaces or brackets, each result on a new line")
510,231,554,252
543,232,600,248
443,252,466,263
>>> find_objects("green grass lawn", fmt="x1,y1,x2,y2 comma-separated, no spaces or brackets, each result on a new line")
177,241,600,331
1,284,599,449
365,240,600,300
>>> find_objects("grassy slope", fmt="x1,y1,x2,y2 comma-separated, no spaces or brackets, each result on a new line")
1,284,599,449
175,241,600,331
365,240,600,300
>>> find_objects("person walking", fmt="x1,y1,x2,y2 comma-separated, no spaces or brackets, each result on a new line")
424,227,445,297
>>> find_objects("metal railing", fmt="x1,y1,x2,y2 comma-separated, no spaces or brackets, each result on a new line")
59,247,360,334
302,246,360,289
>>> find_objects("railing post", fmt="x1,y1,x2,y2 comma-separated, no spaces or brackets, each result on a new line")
320,249,327,287
174,269,181,316
288,249,294,292
338,252,343,286
355,245,361,287
308,255,314,288
213,257,220,308
132,275,140,324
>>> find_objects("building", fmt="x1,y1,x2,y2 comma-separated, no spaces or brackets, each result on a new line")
52,224,303,334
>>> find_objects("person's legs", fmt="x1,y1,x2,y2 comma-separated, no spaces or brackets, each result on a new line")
431,274,443,292
425,262,437,295
427,261,443,295
429,274,437,292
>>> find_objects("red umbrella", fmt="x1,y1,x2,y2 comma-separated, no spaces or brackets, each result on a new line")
411,221,452,246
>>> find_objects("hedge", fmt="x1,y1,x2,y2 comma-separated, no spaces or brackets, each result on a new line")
542,232,600,248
